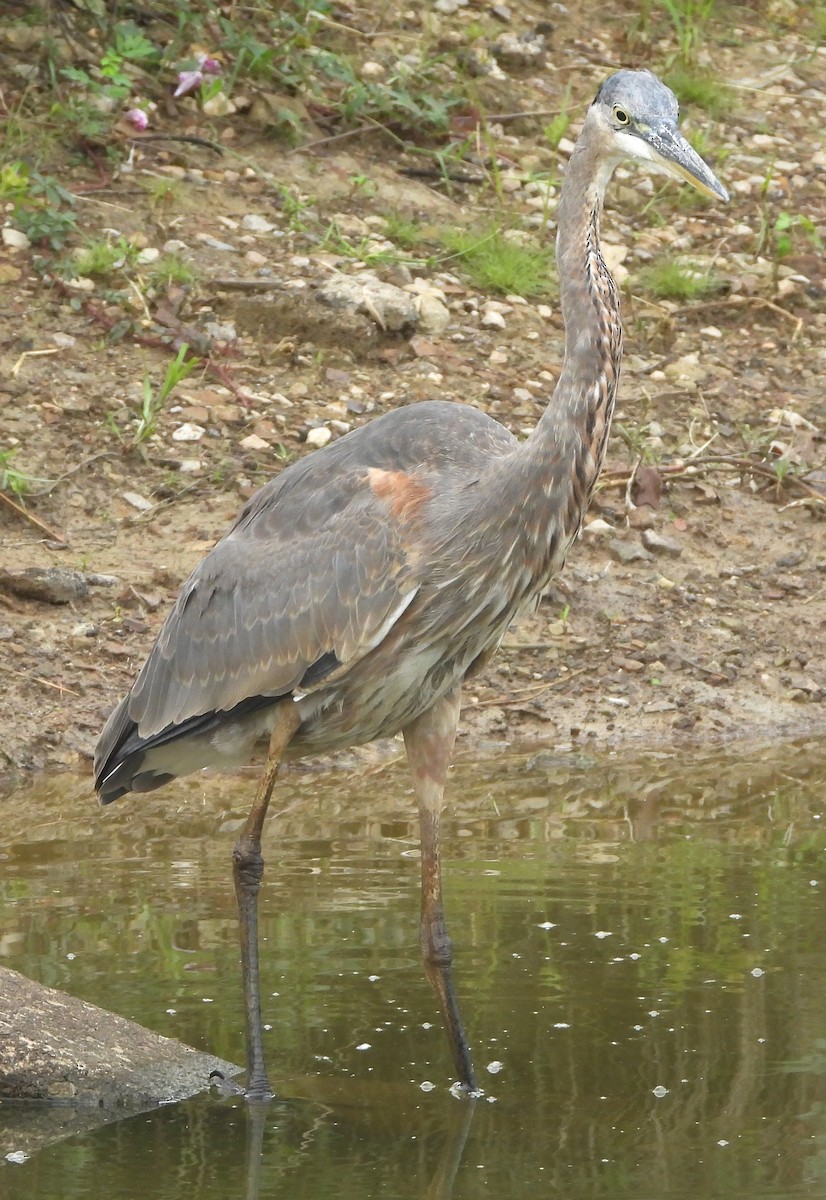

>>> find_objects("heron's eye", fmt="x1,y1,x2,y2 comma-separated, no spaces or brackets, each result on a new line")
613,106,630,125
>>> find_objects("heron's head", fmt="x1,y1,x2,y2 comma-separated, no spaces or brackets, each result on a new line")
588,69,728,202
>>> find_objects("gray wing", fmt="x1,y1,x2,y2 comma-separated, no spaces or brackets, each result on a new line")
126,464,421,739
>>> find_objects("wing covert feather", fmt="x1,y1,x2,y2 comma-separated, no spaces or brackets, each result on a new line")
128,469,420,736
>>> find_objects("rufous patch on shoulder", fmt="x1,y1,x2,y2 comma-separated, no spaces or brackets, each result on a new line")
367,468,431,521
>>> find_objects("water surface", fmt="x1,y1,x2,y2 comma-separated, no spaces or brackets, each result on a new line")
1,739,825,1198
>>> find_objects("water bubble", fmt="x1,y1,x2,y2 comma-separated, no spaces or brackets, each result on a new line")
652,1085,669,1098
594,930,612,939
420,1080,435,1092
368,975,380,982
751,967,765,978
553,1022,570,1029
729,913,743,920
5,1151,28,1164
486,1061,504,1074
718,1139,729,1147
537,921,557,930
355,1042,371,1051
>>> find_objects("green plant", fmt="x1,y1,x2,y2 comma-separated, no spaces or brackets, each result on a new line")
59,20,159,139
543,87,572,151
133,345,199,446
148,254,196,288
1,161,78,250
635,256,721,300
0,449,45,497
660,0,717,66
348,173,376,198
141,176,185,210
61,22,158,99
73,236,139,277
770,210,822,259
440,228,553,297
664,65,734,119
383,213,426,251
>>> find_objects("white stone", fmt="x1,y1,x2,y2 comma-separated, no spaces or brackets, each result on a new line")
481,310,506,328
136,247,160,264
360,60,386,79
242,214,277,234
239,433,270,451
202,92,236,117
306,426,332,448
415,291,450,334
2,227,31,250
122,491,153,511
172,422,206,442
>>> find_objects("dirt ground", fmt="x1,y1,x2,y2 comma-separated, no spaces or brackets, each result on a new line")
1,3,824,795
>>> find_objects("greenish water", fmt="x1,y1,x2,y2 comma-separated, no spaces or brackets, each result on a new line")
1,739,825,1198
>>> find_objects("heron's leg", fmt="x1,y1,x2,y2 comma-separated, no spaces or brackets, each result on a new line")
232,702,301,1101
403,686,477,1092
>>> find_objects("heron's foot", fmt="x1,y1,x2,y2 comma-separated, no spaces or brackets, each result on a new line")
209,1069,279,1103
209,1069,246,1098
449,1078,484,1100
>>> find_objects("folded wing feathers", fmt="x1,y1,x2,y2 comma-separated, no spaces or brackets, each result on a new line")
126,470,422,738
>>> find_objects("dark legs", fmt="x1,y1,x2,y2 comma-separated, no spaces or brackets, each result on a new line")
403,687,477,1092
232,704,301,1101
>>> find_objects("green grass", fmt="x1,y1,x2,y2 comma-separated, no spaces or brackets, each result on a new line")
664,66,735,118
383,213,427,251
635,257,721,301
147,254,197,288
660,0,717,65
0,448,46,498
440,228,553,297
73,237,139,277
133,345,200,447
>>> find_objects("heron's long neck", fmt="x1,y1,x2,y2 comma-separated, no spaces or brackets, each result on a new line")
524,134,623,541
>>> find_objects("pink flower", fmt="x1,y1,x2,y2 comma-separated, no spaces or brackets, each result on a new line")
125,108,149,131
174,54,222,98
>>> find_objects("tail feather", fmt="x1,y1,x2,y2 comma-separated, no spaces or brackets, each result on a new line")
93,691,290,803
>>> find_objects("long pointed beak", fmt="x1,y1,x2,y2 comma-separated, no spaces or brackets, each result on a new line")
647,123,729,202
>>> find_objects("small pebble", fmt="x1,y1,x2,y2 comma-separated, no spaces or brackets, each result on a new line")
641,529,683,557
122,491,153,511
239,433,269,451
2,227,31,250
306,426,332,448
242,214,277,233
481,310,506,328
172,422,206,442
196,233,237,252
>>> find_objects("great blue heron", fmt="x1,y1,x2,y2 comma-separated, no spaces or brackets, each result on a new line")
95,69,727,1100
